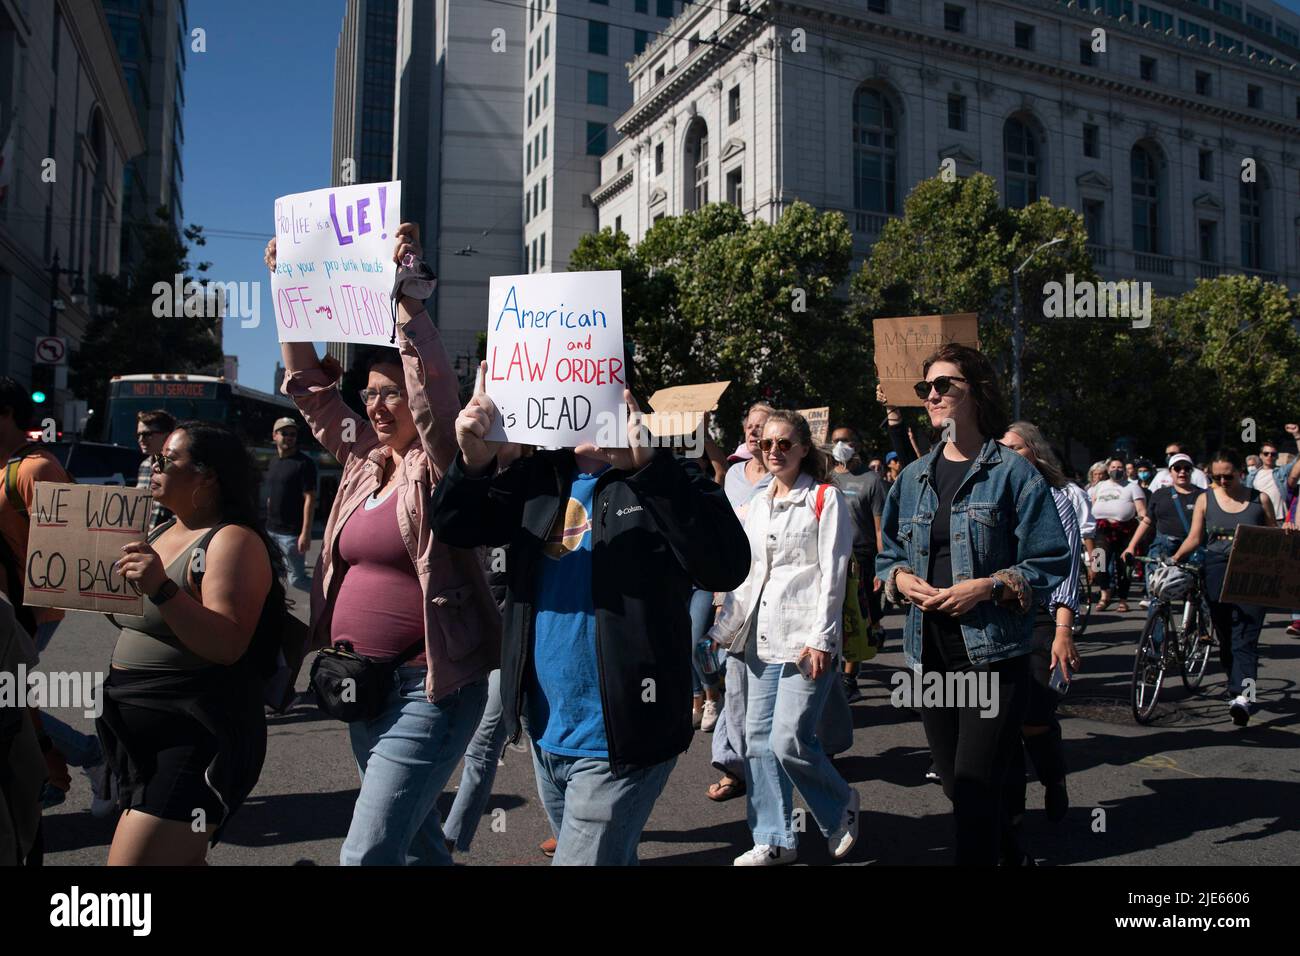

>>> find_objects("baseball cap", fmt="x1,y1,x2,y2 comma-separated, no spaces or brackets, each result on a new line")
885,451,899,463
1167,453,1194,469
273,417,299,434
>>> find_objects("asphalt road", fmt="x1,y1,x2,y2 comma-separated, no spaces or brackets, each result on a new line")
33,550,1300,866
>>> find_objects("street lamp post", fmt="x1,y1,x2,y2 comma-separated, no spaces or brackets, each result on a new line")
1011,236,1066,420
47,250,85,336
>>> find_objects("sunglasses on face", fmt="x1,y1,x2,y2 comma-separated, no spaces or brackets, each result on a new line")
136,429,165,441
1211,473,1235,484
913,375,969,401
1170,465,1192,474
1261,450,1277,458
359,386,406,407
152,453,190,474
759,438,797,454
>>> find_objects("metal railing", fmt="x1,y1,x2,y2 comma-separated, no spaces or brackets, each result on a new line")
1134,252,1175,275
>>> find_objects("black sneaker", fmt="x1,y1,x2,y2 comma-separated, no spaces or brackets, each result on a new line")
842,676,864,703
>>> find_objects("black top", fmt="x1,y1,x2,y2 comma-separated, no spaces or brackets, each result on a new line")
264,451,317,535
1150,486,1202,539
922,450,972,671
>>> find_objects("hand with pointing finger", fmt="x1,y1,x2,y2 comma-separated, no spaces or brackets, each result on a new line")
574,390,654,472
456,361,504,477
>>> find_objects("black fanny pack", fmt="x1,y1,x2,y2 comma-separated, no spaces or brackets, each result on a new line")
309,639,424,723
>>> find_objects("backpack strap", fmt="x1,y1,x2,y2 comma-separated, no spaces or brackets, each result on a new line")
3,443,41,519
813,483,831,521
1170,487,1192,537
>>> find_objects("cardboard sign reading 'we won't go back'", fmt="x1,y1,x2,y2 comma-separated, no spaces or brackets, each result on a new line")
483,271,626,448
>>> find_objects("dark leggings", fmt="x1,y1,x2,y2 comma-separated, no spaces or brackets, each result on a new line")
1209,600,1265,697
919,647,1030,866
1003,628,1066,857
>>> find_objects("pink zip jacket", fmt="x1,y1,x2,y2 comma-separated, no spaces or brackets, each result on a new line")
282,308,500,701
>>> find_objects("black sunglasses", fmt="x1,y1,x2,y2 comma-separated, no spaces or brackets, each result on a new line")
136,429,166,440
759,437,796,453
1170,464,1192,474
152,453,199,475
1211,473,1235,484
913,375,969,400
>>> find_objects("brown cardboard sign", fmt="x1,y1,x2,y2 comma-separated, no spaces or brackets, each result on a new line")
797,407,831,445
644,380,730,437
1219,525,1300,609
24,482,153,614
874,314,980,407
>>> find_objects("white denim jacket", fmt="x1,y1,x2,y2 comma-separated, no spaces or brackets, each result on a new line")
708,471,851,663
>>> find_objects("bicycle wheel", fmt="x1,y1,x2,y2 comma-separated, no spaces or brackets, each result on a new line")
1073,567,1093,637
1131,609,1167,724
1179,596,1215,692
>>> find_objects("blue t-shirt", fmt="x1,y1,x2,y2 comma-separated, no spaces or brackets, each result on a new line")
528,465,609,758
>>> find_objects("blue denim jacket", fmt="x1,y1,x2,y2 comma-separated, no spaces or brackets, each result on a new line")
875,438,1072,669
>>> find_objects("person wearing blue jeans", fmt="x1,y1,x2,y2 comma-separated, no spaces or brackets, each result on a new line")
341,666,487,866
443,668,509,853
268,532,310,591
689,587,722,730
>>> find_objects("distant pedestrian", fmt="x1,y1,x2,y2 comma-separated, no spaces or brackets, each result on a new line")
134,409,175,529
264,417,316,591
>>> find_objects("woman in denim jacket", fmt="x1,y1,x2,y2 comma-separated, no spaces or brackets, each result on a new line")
875,345,1071,865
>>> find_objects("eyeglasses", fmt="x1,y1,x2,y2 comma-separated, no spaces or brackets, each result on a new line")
759,437,796,453
913,375,969,400
152,453,187,474
359,386,406,407
136,429,165,441
1211,473,1235,484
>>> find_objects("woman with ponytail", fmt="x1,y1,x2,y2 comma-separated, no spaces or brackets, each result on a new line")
99,421,285,864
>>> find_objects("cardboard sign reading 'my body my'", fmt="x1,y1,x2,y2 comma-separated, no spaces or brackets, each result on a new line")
484,271,625,447
874,314,980,407
272,180,402,346
25,483,152,614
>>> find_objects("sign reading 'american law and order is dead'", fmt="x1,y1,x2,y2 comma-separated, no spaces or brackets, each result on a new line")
271,180,402,346
24,483,152,614
874,314,980,407
484,271,626,447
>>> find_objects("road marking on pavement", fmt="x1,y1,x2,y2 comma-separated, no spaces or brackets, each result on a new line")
1132,754,1203,777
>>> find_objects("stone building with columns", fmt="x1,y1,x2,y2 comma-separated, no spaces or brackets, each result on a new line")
593,0,1300,295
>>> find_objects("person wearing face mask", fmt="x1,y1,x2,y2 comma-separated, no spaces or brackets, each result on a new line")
829,425,886,703
266,224,501,866
709,410,859,865
1172,449,1279,726
876,345,1071,865
1088,457,1149,613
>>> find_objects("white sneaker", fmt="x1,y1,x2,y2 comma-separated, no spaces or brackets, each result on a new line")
828,788,860,860
1229,695,1252,727
84,763,116,820
733,844,797,866
1139,598,1151,609
701,699,720,733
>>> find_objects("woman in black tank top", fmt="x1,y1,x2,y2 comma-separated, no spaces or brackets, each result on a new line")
1173,448,1278,726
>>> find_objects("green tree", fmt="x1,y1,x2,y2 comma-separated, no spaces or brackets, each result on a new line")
570,201,860,447
73,209,223,437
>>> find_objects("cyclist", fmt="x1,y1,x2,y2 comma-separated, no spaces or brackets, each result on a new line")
1124,453,1203,627
1171,449,1278,726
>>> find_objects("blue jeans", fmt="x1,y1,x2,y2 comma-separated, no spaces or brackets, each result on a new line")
31,620,103,768
269,531,310,590
743,638,851,849
711,652,747,778
341,667,488,866
530,744,676,865
443,669,508,852
689,588,721,695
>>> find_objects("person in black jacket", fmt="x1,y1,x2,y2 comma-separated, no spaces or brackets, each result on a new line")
430,364,750,865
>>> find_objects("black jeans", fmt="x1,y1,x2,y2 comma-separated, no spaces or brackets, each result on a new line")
919,629,1030,866
1209,600,1265,697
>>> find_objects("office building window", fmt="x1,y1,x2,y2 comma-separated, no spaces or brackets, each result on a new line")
588,70,609,106
1080,39,1094,66
1195,71,1211,95
617,153,624,170
636,0,647,12
541,176,547,211
1083,123,1099,158
1139,56,1156,81
527,93,533,125
947,94,966,131
867,0,889,11
654,64,666,83
614,215,622,234
1138,6,1173,31
531,238,537,272
542,126,548,159
587,121,607,156
657,0,673,16
591,0,608,5
1198,219,1217,263
1240,174,1266,269
1178,18,1210,44
544,25,549,58
1083,199,1105,247
588,20,608,55
655,142,664,174
852,85,898,214
1015,23,1035,50
1130,143,1162,254
533,183,539,218
540,232,546,268
729,85,741,124
726,167,742,206
543,74,549,108
1198,149,1212,181
525,189,531,222
685,119,709,209
1247,84,1262,108
634,30,649,54
528,45,534,78
944,5,965,32
1003,117,1039,208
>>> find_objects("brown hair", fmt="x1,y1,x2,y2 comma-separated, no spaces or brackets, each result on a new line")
764,410,828,481
920,343,1008,442
137,409,176,433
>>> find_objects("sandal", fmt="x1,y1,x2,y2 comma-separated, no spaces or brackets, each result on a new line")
1116,601,1130,613
706,777,746,802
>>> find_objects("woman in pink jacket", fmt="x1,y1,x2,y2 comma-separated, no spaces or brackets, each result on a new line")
265,223,499,865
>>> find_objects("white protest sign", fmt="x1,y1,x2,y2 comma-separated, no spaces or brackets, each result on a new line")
484,271,626,447
271,180,402,345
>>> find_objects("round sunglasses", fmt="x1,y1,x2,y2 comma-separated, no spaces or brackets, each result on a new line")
913,375,968,401
759,437,798,453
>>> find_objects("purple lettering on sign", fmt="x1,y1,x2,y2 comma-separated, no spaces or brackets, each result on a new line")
329,192,354,246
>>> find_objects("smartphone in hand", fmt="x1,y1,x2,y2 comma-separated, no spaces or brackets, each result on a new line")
1049,661,1070,696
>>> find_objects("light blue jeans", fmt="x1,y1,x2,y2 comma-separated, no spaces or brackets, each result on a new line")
530,744,676,865
341,666,487,866
443,668,508,852
269,531,310,590
711,652,747,778
743,638,851,850
33,620,103,769
689,588,722,695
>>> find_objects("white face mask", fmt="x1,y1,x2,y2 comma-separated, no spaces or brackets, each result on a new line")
832,441,855,465
1247,465,1258,476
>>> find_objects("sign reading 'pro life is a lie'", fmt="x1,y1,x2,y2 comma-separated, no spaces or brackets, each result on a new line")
271,180,402,346
484,271,626,448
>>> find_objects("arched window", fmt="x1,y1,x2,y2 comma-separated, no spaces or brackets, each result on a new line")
685,119,709,210
852,85,898,214
1003,116,1040,208
1239,170,1267,270
1130,143,1162,254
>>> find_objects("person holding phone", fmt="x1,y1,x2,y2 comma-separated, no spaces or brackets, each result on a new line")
876,344,1071,866
707,410,859,866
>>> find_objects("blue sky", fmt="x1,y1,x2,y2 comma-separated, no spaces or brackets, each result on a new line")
186,0,346,393
183,0,1300,392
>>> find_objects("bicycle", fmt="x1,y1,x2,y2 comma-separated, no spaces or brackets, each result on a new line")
1130,556,1216,724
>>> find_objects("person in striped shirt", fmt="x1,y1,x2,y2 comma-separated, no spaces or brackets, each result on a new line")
1000,422,1082,866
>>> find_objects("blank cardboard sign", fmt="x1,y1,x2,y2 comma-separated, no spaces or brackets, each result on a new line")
643,381,730,437
874,314,980,407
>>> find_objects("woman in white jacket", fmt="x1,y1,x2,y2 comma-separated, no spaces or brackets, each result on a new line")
709,410,860,866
